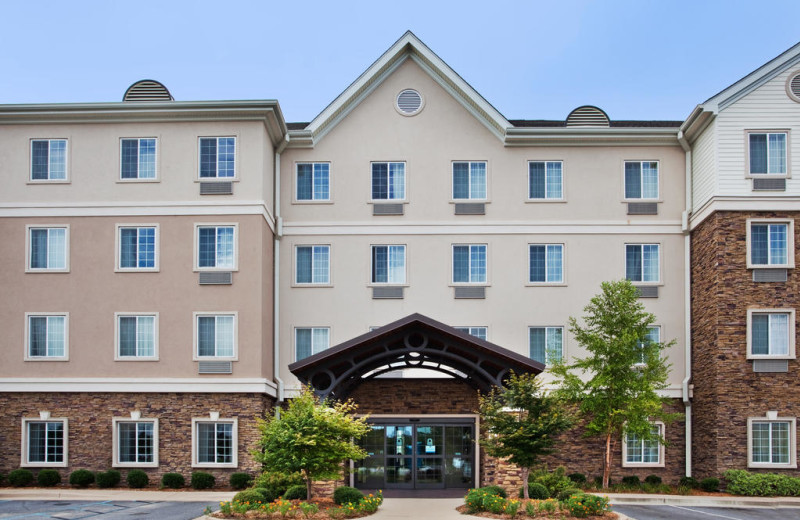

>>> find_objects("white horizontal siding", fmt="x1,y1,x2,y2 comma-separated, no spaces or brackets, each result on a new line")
691,121,716,210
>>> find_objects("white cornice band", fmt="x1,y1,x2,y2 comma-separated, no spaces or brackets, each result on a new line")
0,378,278,396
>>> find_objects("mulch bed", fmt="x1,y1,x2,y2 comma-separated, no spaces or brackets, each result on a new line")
455,504,618,519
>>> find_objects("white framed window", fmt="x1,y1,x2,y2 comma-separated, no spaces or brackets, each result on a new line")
26,225,69,272
452,161,487,200
194,313,237,360
529,326,563,365
295,327,329,361
748,414,796,468
371,245,406,284
623,423,664,467
296,163,330,201
195,224,237,270
112,417,158,467
624,161,659,199
529,244,564,284
21,417,68,467
452,244,487,284
455,327,487,340
120,138,157,180
192,417,238,468
25,313,68,361
528,161,563,200
747,309,796,360
748,131,788,176
30,139,68,181
371,162,405,200
747,219,794,268
199,137,236,178
295,245,330,285
116,225,158,271
115,313,158,361
635,326,661,366
625,244,660,283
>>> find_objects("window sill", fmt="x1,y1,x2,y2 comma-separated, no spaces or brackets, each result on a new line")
292,283,334,288
22,462,68,468
449,199,489,204
115,268,159,273
621,462,664,469
368,200,408,204
194,178,239,183
525,199,566,203
748,462,797,469
449,283,490,288
27,180,70,185
194,356,238,362
113,462,159,468
745,173,790,179
193,268,239,273
24,357,69,362
115,357,159,362
747,355,796,361
192,462,238,469
747,265,795,270
622,198,662,203
525,282,567,287
292,200,334,205
116,178,160,183
26,269,70,274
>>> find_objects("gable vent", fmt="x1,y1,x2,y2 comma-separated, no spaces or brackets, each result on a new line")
566,106,610,127
123,80,174,102
787,72,800,103
396,89,423,115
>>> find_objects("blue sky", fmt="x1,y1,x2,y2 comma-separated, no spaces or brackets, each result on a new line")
2,1,799,122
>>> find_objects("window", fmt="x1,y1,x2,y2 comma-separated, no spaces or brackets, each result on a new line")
195,314,236,360
749,416,796,468
371,162,405,200
199,137,236,178
624,161,659,199
295,327,329,361
117,225,158,271
27,226,68,272
529,326,563,365
529,244,564,283
453,161,487,200
192,418,237,467
26,314,68,360
113,418,158,467
636,326,661,365
30,139,67,181
120,138,157,179
116,314,158,360
747,309,796,359
22,418,67,467
296,163,330,201
295,245,330,285
528,161,563,199
749,132,787,175
371,245,406,284
196,225,236,270
748,220,794,268
625,244,660,283
623,424,664,467
453,244,487,284
455,327,487,340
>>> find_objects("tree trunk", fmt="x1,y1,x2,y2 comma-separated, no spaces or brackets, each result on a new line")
303,469,312,501
521,466,530,499
603,433,612,489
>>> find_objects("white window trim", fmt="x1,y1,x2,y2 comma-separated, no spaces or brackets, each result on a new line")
748,414,797,469
622,421,665,468
112,416,159,468
115,224,160,272
745,130,791,178
450,243,489,286
114,312,159,361
622,160,661,201
24,312,69,361
528,325,565,366
193,223,239,271
21,417,69,468
746,219,795,269
196,136,238,181
746,308,796,360
292,244,332,287
624,243,662,285
191,416,238,468
634,325,662,367
25,224,70,273
527,243,567,286
526,160,565,202
455,326,488,341
294,326,331,362
28,138,70,183
118,137,159,182
193,312,239,361
451,161,489,202
369,161,407,202
369,244,408,286
294,162,332,203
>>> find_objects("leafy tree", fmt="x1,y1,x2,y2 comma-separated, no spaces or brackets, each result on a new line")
478,371,573,499
550,279,680,489
254,386,370,500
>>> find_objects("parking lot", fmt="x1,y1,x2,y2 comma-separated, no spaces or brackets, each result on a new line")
613,504,800,520
0,499,215,519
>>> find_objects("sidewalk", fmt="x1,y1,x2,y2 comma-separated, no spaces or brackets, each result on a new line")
0,487,236,502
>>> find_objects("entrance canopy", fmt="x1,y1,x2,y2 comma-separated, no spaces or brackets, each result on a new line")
289,313,544,400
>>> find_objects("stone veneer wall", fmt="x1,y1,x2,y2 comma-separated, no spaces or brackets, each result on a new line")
0,392,273,485
691,211,800,478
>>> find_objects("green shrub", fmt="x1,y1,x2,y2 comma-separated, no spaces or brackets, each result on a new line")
253,471,304,498
568,472,587,486
645,474,662,485
562,493,610,518
530,466,573,497
69,469,95,488
557,487,584,502
254,487,277,503
525,482,550,500
621,475,641,487
283,484,307,500
37,469,61,487
127,469,149,488
465,489,488,513
230,472,252,490
700,477,720,492
679,476,699,489
8,469,34,487
191,471,215,490
643,482,672,494
479,485,507,498
482,493,508,515
0,473,5,485
96,470,121,488
233,489,269,505
723,469,800,496
161,472,185,489
333,485,363,505
678,484,692,495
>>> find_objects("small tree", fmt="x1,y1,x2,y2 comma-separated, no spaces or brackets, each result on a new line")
254,386,371,500
550,280,680,489
479,371,573,499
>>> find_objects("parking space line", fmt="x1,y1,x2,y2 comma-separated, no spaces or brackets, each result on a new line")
670,506,750,520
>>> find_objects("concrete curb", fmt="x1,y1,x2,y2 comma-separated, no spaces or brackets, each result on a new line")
0,487,236,502
601,492,800,508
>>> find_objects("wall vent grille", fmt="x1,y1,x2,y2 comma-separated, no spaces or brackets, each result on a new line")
455,203,485,215
753,359,789,373
396,89,423,114
753,269,787,282
198,361,232,374
199,272,233,285
373,203,404,215
566,106,610,127
454,286,486,299
372,286,404,299
752,177,786,191
627,202,658,215
200,182,233,195
635,285,659,298
123,80,173,102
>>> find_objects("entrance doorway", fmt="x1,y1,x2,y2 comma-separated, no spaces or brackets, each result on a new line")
354,419,475,490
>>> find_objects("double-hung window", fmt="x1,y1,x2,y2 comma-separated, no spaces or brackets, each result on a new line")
295,327,329,361
529,244,564,283
196,225,236,270
624,424,663,466
748,309,795,359
529,326,563,365
453,244,487,284
296,163,330,201
749,416,796,468
113,418,158,467
624,161,659,199
116,314,158,360
26,314,68,360
626,244,660,283
117,225,157,271
371,245,406,284
193,418,237,467
22,419,67,467
455,327,487,340
528,161,563,200
199,137,236,178
453,161,487,200
195,314,236,360
27,226,68,272
749,132,788,175
120,138,157,179
30,139,67,181
371,162,405,200
295,245,330,285
748,220,794,268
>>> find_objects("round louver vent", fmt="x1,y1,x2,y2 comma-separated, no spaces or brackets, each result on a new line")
786,71,800,103
566,105,610,127
396,89,423,115
123,79,173,102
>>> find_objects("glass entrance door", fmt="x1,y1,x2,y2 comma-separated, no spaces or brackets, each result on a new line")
415,425,444,488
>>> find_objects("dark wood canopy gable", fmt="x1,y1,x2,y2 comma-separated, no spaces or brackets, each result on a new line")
288,313,544,400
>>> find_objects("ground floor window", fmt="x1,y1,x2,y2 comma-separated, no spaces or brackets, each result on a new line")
192,417,238,468
113,418,158,467
22,418,67,467
622,423,664,467
749,416,797,468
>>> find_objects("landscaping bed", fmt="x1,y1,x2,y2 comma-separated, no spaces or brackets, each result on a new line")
212,491,383,519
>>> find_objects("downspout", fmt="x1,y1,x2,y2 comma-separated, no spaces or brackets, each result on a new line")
678,130,693,477
273,134,290,411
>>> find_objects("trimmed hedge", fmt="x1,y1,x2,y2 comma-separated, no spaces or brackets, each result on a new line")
127,469,149,488
568,472,587,486
621,475,641,486
252,471,304,498
700,477,720,492
9,469,34,487
645,474,662,485
69,469,95,488
527,482,550,500
284,484,308,500
191,471,215,490
254,487,277,503
161,472,185,489
96,470,121,489
333,486,363,505
478,485,507,498
724,469,800,496
230,472,252,490
679,476,699,489
37,469,61,487
233,488,269,504
557,487,585,502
